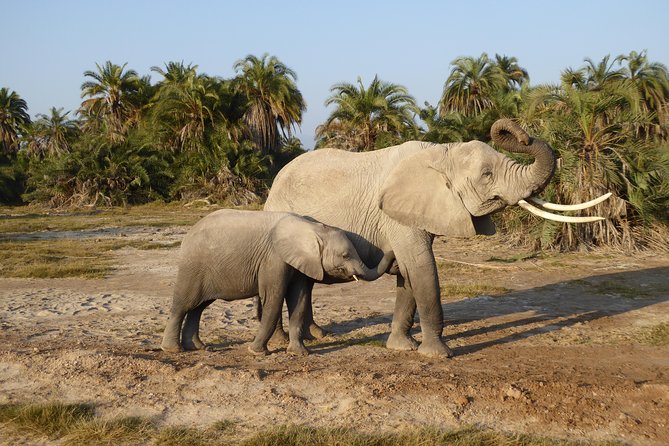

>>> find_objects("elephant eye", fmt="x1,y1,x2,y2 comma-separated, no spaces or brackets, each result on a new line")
482,170,493,180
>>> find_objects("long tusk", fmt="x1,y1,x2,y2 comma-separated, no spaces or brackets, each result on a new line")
528,192,612,211
352,275,359,282
518,200,605,223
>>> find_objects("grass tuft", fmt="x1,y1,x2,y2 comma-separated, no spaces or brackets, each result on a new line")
0,401,95,438
62,416,154,446
155,426,221,446
639,323,669,346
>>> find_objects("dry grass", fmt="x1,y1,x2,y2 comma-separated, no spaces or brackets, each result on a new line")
239,425,621,446
576,279,669,299
62,416,154,446
440,282,511,300
0,238,179,278
0,401,94,438
639,323,669,346
0,202,224,234
0,401,622,446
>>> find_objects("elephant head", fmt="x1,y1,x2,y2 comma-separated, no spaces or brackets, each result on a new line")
378,119,608,237
271,215,393,281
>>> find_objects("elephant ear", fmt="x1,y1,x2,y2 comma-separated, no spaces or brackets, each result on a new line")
271,215,325,281
378,147,495,237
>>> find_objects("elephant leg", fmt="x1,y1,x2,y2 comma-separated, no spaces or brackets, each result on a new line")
268,306,290,346
304,290,329,340
249,283,286,355
386,274,419,351
181,300,214,350
256,296,288,344
285,275,311,356
161,303,188,352
410,260,453,358
301,279,329,340
388,232,453,358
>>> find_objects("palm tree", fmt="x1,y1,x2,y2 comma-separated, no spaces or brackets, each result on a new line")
524,77,661,249
80,61,140,139
494,54,529,90
26,107,80,157
419,102,465,143
0,88,31,154
151,61,199,88
618,50,669,138
439,53,507,116
581,54,626,91
149,74,219,153
233,53,305,154
316,75,418,151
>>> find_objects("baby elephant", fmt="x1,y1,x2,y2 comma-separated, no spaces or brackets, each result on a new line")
161,209,394,356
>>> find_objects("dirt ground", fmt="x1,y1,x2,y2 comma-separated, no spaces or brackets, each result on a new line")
1,226,668,445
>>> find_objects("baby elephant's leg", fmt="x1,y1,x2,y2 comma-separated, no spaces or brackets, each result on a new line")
249,287,285,355
161,274,200,352
181,300,214,350
161,303,188,352
285,275,312,356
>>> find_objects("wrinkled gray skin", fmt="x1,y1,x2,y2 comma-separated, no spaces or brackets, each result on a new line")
160,209,395,356
264,119,556,357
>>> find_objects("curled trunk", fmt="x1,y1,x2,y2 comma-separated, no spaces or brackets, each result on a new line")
356,251,395,281
491,119,556,196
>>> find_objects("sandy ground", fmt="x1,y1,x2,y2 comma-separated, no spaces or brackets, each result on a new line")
1,227,668,444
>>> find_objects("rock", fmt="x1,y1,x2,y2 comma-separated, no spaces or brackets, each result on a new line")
455,395,471,407
504,384,526,400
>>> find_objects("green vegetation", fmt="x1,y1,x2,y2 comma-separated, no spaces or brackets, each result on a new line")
0,401,620,446
315,75,420,151
2,50,669,251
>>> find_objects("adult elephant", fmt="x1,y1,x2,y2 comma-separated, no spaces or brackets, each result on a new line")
264,119,606,357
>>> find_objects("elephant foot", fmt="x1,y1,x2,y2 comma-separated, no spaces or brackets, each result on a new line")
304,322,329,340
247,344,270,356
386,332,419,351
182,339,206,351
268,328,289,346
286,342,310,356
417,340,454,358
160,341,183,353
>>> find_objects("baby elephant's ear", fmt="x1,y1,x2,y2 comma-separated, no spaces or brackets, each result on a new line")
271,216,325,281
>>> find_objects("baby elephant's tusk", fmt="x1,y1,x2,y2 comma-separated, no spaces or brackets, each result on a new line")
518,200,605,223
528,192,612,211
353,275,359,282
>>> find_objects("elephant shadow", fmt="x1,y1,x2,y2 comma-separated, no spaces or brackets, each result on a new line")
308,266,669,356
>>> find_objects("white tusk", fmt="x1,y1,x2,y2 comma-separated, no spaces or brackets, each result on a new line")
518,200,605,223
528,192,612,211
352,275,359,282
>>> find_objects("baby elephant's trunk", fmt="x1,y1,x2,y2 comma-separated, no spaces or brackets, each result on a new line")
355,251,395,281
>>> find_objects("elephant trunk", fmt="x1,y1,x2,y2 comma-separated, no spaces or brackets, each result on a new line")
354,251,395,281
490,119,556,197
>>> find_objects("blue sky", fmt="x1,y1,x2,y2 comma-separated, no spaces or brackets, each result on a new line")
3,0,668,149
